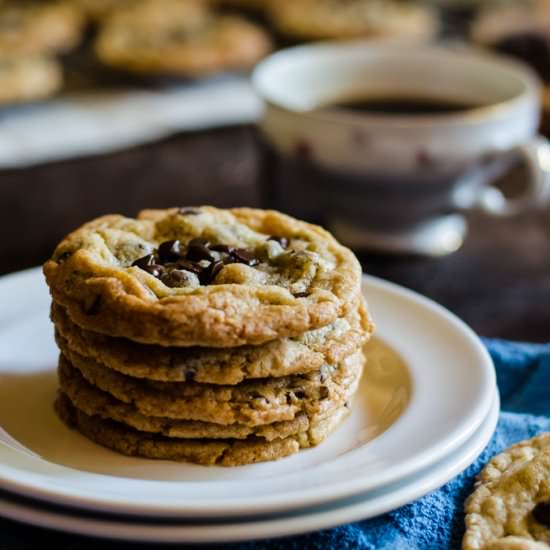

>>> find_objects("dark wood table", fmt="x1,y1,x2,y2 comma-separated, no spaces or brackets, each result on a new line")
2,125,550,342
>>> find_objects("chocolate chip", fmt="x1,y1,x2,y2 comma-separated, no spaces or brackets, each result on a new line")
183,367,196,381
187,238,214,262
533,502,550,527
319,387,330,400
267,236,289,249
231,248,259,266
293,390,305,399
142,264,165,278
294,292,309,298
84,295,102,315
132,254,157,269
158,240,183,263
175,259,203,275
198,260,224,285
210,244,235,254
177,207,200,216
207,260,224,283
189,237,210,247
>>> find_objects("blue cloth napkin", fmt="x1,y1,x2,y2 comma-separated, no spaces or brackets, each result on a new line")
232,338,550,550
3,339,550,550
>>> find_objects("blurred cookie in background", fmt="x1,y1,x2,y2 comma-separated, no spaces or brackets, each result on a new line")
472,0,550,132
0,0,85,55
94,0,272,77
0,55,62,104
266,0,439,42
74,0,140,21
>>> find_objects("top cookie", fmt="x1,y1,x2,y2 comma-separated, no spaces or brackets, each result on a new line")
267,0,437,42
43,207,363,347
464,432,550,550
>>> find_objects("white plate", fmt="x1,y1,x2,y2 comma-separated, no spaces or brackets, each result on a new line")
0,391,500,543
0,268,496,518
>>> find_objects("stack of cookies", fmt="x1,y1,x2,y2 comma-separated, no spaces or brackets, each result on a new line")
43,207,373,466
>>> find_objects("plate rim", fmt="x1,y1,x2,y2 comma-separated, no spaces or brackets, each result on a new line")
0,267,496,517
0,391,500,543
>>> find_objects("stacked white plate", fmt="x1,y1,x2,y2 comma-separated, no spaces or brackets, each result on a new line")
0,268,498,543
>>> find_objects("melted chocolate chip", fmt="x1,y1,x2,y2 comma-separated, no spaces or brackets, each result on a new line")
319,387,330,400
210,244,235,254
132,253,157,269
294,292,309,298
178,207,201,216
198,260,224,285
231,248,259,266
533,502,550,527
187,238,214,262
142,264,165,278
207,260,225,282
267,236,289,249
183,367,196,381
84,295,102,315
132,236,262,286
158,240,183,262
189,237,210,247
293,390,305,399
175,259,203,275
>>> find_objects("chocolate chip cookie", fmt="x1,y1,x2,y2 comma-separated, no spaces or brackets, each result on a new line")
43,207,363,347
267,0,438,42
52,301,372,384
47,205,370,466
58,349,363,426
56,391,351,466
464,433,550,549
94,0,272,76
58,358,353,441
0,0,85,55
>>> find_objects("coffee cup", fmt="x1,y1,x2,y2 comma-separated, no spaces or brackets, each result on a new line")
252,41,550,256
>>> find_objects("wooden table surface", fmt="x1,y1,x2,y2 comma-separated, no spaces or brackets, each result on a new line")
1,125,550,344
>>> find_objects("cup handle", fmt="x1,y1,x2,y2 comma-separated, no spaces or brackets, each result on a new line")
475,135,550,217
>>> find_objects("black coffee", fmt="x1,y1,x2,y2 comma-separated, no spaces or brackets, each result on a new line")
324,95,480,116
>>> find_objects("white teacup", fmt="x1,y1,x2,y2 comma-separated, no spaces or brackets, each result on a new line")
252,41,550,255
